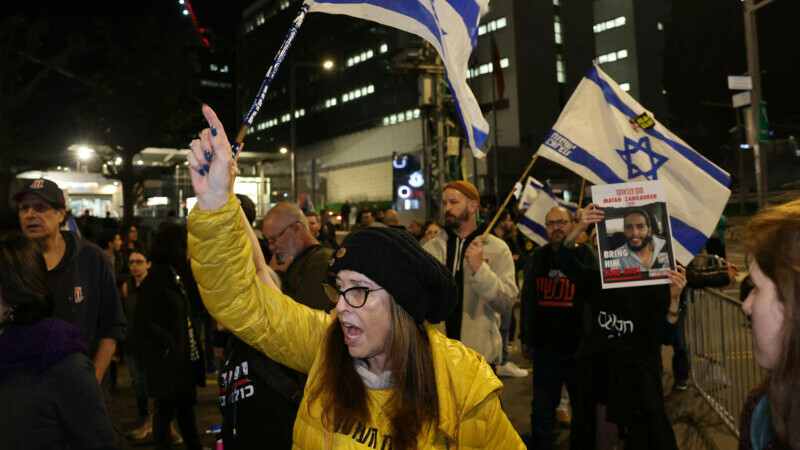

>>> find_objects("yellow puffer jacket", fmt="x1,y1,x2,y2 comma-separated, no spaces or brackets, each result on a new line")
188,195,525,449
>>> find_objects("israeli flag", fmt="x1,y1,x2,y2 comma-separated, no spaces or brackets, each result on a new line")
516,176,576,246
306,0,491,157
535,65,731,264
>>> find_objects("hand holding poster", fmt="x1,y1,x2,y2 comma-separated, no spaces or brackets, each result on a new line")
591,180,676,289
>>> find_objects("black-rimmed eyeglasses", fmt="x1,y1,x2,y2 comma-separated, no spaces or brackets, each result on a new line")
266,221,300,245
322,282,385,308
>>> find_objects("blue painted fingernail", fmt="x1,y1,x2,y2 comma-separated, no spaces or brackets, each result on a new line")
204,150,211,162
203,164,210,173
199,169,205,176
211,126,217,137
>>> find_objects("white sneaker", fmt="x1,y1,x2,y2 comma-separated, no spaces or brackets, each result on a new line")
497,361,528,378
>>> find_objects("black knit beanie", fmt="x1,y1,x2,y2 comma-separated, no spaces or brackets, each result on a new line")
328,226,456,324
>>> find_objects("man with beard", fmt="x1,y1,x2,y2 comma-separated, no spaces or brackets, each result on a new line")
519,205,596,449
614,208,669,271
423,181,518,368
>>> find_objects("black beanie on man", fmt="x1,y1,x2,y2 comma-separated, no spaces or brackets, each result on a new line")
328,226,456,324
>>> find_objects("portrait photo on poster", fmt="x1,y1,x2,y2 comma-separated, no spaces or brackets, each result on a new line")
591,180,676,289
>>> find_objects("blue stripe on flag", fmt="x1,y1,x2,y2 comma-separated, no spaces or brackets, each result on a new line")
444,0,480,48
585,66,730,187
519,215,547,241
315,0,442,46
540,130,625,184
669,216,709,255
445,78,486,149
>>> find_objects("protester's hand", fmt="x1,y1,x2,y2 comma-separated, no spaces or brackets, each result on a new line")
667,265,687,298
579,203,605,230
724,262,740,283
269,253,293,272
187,105,238,210
466,239,484,273
521,344,533,362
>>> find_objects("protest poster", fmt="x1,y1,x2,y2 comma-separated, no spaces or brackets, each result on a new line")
591,180,676,289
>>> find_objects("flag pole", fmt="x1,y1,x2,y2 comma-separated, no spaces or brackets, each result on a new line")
230,2,312,157
578,178,587,208
480,154,539,241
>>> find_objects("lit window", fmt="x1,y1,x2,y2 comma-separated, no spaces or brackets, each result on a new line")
367,85,375,94
413,109,420,118
607,53,617,62
554,16,561,44
617,49,628,59
380,43,388,53
405,110,413,121
657,22,664,30
367,50,374,58
556,54,565,84
620,83,631,92
354,55,361,64
361,87,368,96
553,0,560,5
220,65,229,73
390,115,397,124
598,54,609,64
347,58,354,67
342,94,349,102
500,58,509,68
594,16,626,34
383,117,390,126
478,17,507,36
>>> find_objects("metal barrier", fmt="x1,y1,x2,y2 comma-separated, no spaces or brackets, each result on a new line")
684,288,765,437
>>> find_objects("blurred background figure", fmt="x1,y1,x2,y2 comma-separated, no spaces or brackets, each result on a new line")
0,231,117,448
739,199,800,450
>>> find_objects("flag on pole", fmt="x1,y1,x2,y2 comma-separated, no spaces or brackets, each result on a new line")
516,176,577,246
535,65,731,264
305,0,491,157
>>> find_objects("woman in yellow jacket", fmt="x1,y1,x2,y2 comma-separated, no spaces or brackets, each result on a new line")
185,106,525,449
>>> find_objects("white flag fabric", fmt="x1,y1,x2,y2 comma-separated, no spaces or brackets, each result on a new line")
535,65,731,264
306,0,490,157
517,177,577,246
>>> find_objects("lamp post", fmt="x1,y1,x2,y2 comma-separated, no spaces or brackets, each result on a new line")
288,58,334,205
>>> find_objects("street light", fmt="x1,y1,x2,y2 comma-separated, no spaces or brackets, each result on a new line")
289,59,334,203
279,147,288,154
78,146,94,161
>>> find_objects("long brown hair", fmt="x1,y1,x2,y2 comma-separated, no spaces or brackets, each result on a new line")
306,299,439,450
0,232,53,327
746,198,800,448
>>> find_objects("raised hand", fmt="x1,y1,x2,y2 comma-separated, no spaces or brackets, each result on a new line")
667,265,687,299
187,105,239,210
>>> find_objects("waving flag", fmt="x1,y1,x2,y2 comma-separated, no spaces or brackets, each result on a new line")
306,0,491,157
535,65,731,264
516,176,577,246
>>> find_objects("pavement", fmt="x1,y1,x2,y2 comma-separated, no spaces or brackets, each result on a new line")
112,223,752,449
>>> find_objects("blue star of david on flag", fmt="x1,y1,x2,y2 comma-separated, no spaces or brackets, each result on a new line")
615,136,669,180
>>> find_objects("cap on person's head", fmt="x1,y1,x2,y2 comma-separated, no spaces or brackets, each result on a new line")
444,180,479,203
13,179,66,208
328,226,456,324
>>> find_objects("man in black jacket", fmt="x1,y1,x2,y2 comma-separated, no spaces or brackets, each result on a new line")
520,205,596,449
15,178,128,448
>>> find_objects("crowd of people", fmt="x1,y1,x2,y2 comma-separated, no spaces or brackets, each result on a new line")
0,104,798,449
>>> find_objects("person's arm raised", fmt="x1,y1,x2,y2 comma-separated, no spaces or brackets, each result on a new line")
187,105,238,211
563,203,604,248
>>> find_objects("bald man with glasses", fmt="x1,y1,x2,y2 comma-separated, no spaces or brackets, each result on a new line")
261,203,334,312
